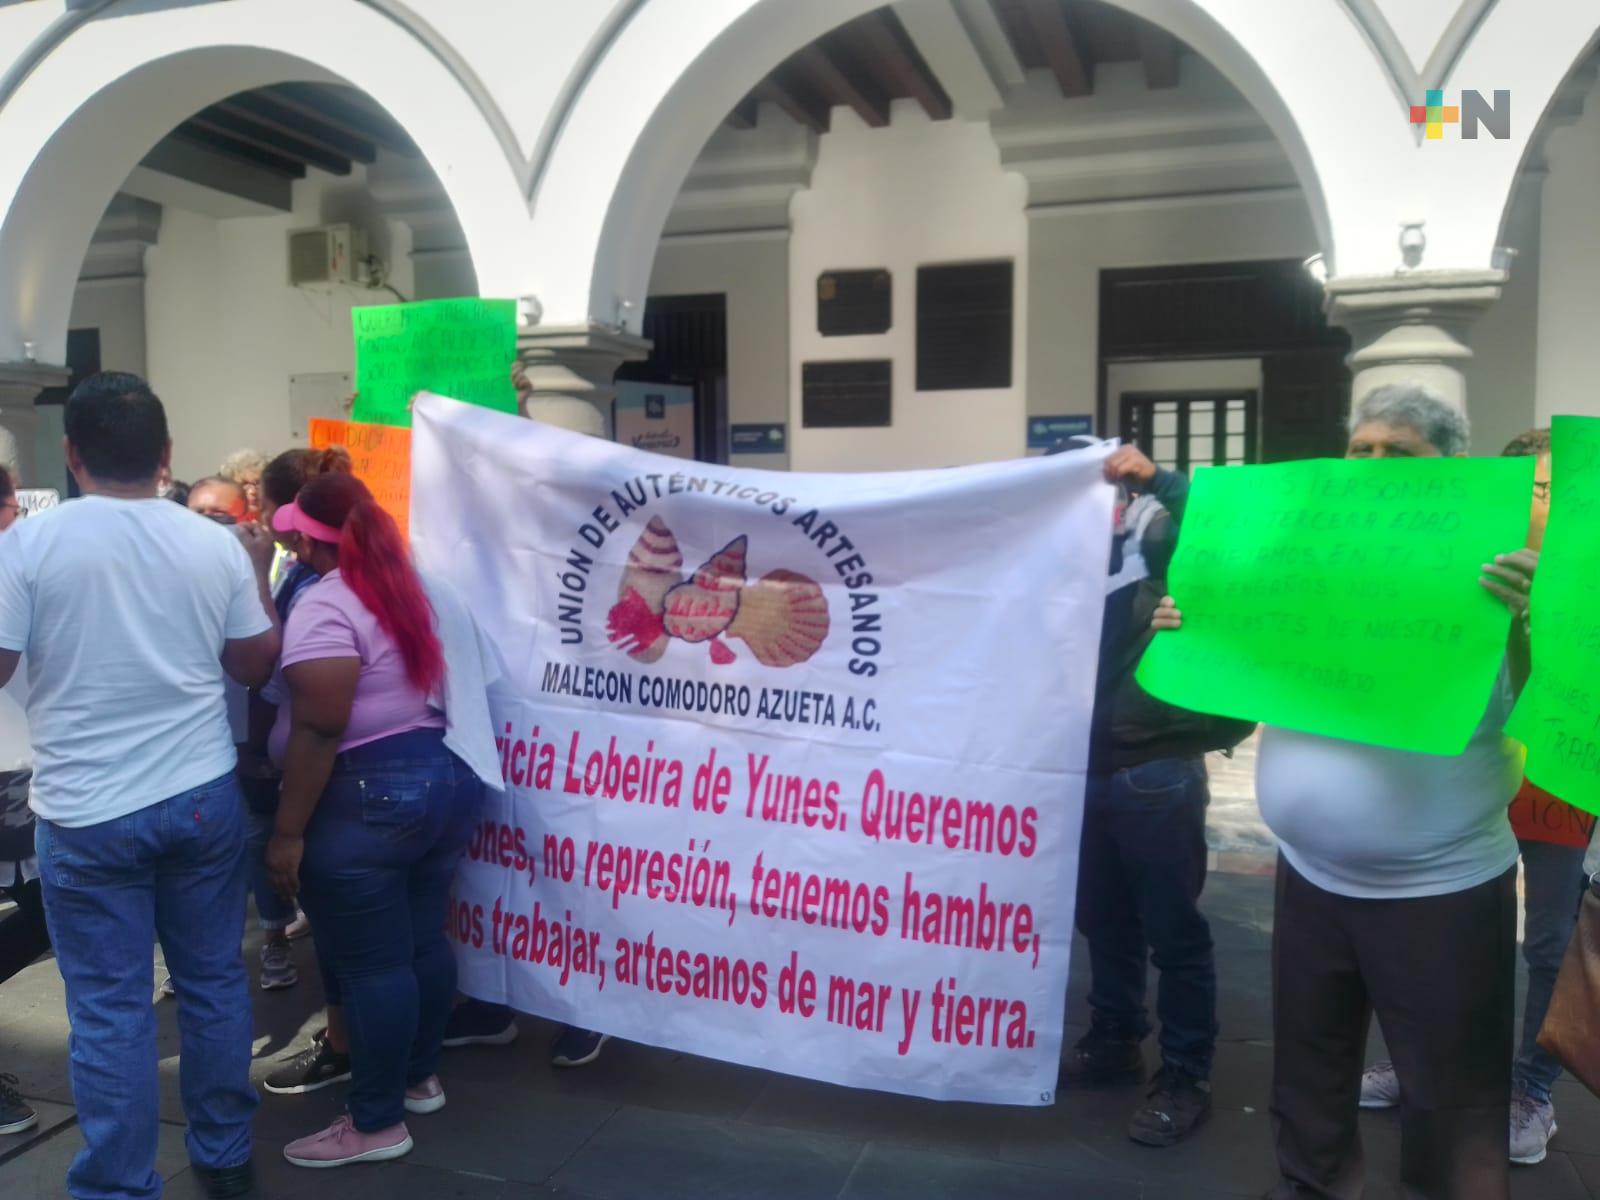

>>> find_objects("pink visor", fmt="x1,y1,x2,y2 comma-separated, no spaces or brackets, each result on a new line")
271,500,343,544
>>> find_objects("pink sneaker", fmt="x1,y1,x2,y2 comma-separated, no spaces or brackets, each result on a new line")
283,1115,412,1169
404,1076,446,1115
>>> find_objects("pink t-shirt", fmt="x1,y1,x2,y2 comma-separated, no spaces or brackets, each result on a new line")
269,569,442,764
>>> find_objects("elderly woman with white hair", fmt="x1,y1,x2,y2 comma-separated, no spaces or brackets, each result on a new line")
1154,382,1537,1200
220,449,268,524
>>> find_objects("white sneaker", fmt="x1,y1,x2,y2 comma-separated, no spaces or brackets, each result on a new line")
1509,1088,1556,1165
1359,1060,1399,1109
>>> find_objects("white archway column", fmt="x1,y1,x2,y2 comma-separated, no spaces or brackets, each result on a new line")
0,362,68,485
516,323,650,439
1324,271,1506,414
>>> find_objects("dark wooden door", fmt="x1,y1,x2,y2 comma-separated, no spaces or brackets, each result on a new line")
1260,350,1350,462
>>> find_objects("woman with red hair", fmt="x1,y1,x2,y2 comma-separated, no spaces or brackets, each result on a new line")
264,472,501,1169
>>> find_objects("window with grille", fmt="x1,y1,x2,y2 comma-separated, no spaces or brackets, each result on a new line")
1120,391,1258,474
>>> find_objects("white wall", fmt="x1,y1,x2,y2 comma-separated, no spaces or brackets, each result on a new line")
1536,75,1600,426
1462,171,1540,455
144,168,417,481
788,103,1028,471
648,233,790,468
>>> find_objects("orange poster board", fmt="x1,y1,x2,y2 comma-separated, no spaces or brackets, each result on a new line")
307,418,412,540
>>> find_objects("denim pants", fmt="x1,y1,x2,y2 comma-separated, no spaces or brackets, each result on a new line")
1075,755,1217,1079
296,728,482,1131
37,773,258,1200
246,808,296,932
1515,837,1587,1102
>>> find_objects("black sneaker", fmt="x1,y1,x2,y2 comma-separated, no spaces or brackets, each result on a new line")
550,1025,610,1068
262,1030,352,1095
1128,1065,1212,1147
1059,1031,1145,1088
442,999,519,1049
193,1160,254,1199
0,1072,38,1135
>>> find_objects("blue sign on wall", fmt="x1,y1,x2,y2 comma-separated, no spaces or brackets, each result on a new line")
1027,415,1094,450
731,423,787,455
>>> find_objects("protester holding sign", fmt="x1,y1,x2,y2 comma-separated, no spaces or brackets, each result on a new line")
1154,383,1537,1200
1360,427,1590,1165
1056,440,1250,1147
264,471,502,1169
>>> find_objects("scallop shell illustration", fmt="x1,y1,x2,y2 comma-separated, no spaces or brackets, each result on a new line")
728,570,830,668
663,536,747,643
607,517,682,662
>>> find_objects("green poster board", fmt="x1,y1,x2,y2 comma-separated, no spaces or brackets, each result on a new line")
1137,456,1533,754
352,298,518,428
1507,417,1600,812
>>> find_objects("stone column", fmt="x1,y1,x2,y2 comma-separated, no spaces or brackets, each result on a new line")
0,362,70,486
1323,270,1505,415
515,323,652,439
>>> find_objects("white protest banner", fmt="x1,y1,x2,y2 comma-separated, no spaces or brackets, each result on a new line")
411,393,1113,1105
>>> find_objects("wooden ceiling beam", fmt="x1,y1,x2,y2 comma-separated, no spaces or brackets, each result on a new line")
1137,27,1181,89
796,41,890,128
754,72,831,134
1022,0,1090,97
167,124,307,179
726,96,760,129
217,94,377,163
188,107,352,175
261,83,418,156
857,10,954,122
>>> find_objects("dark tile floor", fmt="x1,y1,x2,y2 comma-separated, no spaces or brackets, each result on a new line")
0,872,1594,1199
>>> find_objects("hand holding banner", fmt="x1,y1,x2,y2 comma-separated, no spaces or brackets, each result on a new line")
411,394,1113,1105
1508,416,1600,812
1137,457,1533,754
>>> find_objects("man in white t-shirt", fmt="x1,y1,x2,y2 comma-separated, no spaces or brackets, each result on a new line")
0,373,281,1200
1154,384,1538,1200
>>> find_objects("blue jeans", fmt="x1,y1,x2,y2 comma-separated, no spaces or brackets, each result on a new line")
1076,756,1217,1079
296,728,482,1131
246,808,296,931
37,773,258,1200
1515,837,1587,1102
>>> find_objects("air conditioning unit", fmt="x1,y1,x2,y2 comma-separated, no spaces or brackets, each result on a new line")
287,224,368,288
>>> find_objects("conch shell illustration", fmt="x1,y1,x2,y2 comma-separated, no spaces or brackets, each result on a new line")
604,522,828,668
606,517,682,662
663,536,748,643
728,570,830,667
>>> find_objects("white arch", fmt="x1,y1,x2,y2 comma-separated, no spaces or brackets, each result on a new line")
528,0,1398,332
0,0,535,364
1451,0,1600,270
